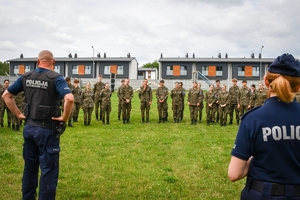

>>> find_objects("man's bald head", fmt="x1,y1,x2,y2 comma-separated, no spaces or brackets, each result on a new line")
37,50,55,68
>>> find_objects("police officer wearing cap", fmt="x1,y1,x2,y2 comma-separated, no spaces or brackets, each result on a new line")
2,50,74,200
228,53,300,199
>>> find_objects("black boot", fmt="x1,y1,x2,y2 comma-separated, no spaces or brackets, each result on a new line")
96,115,99,121
0,123,3,127
8,123,11,128
193,119,197,125
84,121,87,126
237,120,240,125
88,121,90,126
123,118,126,124
16,125,20,131
12,124,15,130
106,118,110,125
146,118,149,123
163,118,167,123
141,118,144,123
102,116,105,125
174,118,177,123
118,116,120,121
207,120,210,125
68,120,73,127
191,120,193,125
127,119,130,124
229,119,233,125
223,122,226,126
158,118,162,123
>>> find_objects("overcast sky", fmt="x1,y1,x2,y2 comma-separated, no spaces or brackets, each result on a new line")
1,0,299,65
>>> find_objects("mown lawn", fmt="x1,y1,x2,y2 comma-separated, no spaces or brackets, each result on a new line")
0,91,245,199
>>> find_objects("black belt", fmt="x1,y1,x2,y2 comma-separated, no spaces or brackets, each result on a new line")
250,179,300,196
26,119,53,130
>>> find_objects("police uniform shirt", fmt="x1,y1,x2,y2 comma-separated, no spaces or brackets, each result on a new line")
7,68,71,98
231,97,300,184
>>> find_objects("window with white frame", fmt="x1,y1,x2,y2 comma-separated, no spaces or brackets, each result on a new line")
104,66,110,75
85,65,91,74
13,66,19,74
166,65,173,75
202,66,208,76
117,65,124,75
25,65,31,73
238,66,245,76
72,65,78,74
252,66,259,77
216,66,223,76
54,65,60,73
180,66,187,76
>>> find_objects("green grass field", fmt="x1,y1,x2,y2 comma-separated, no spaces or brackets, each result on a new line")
0,92,246,199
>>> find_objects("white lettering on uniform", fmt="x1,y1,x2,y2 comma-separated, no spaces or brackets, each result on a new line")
262,125,300,141
26,79,48,89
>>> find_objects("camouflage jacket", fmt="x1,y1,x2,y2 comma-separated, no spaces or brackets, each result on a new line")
170,88,183,105
218,90,230,105
205,91,217,104
120,85,134,103
14,92,24,109
73,86,82,103
238,86,251,106
100,88,112,104
228,85,239,104
250,88,268,107
138,85,152,102
187,87,201,106
93,81,105,100
80,89,94,108
156,86,168,102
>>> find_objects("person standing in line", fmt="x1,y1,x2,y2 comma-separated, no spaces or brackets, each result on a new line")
188,81,201,125
218,84,230,126
179,82,186,121
238,80,251,120
81,82,94,126
204,84,217,125
213,80,222,123
100,83,112,125
72,79,82,122
93,75,105,121
65,77,75,127
250,82,268,107
138,79,152,123
117,79,125,120
228,53,300,199
228,78,240,125
11,91,24,131
120,78,133,124
2,50,74,200
170,82,183,123
0,79,12,128
196,83,204,123
156,79,168,123
249,84,256,109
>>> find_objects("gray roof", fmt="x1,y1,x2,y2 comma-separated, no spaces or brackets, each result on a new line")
159,57,276,63
7,57,136,62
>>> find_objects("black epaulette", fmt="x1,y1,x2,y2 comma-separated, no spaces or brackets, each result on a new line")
241,105,262,120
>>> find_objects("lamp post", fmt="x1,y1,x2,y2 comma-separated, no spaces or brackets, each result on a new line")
260,45,264,81
92,46,95,78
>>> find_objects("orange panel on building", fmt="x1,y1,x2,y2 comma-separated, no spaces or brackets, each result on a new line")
245,66,252,77
19,65,25,74
173,65,180,76
78,65,85,75
110,65,117,74
208,66,216,76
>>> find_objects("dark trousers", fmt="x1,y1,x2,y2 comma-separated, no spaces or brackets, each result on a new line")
22,125,59,200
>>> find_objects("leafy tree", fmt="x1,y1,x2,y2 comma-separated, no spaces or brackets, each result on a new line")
141,60,159,69
0,62,9,75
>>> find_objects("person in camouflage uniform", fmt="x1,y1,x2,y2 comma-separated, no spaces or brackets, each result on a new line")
0,79,12,127
65,77,75,127
93,75,105,121
11,91,24,131
296,90,300,103
188,81,201,125
72,79,82,122
205,84,217,125
100,83,112,125
213,80,222,123
218,84,230,126
81,82,94,126
237,80,251,119
156,80,168,123
179,82,186,121
170,82,184,123
228,78,240,125
138,79,152,123
249,84,256,109
197,83,204,123
120,78,133,124
117,80,125,120
250,82,268,107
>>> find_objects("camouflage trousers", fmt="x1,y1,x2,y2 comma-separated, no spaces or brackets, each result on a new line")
157,102,168,119
140,101,151,119
118,99,122,118
229,103,239,121
121,102,132,120
239,105,250,119
189,105,198,120
172,104,183,120
206,103,217,122
94,99,102,118
0,106,11,124
219,105,229,124
197,104,204,121
213,103,219,122
102,102,111,121
72,102,81,119
83,107,93,123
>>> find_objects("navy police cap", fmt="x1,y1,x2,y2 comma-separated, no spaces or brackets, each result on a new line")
268,53,300,77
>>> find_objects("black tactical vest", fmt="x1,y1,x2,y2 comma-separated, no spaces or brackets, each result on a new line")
22,70,61,121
